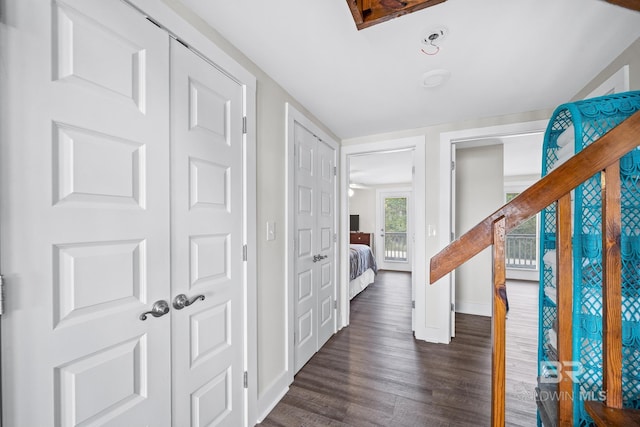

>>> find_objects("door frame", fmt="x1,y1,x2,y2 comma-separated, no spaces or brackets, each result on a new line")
375,188,413,272
285,103,339,383
340,136,426,338
439,120,548,341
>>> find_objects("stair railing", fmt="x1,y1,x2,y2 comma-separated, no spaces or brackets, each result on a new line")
429,111,640,427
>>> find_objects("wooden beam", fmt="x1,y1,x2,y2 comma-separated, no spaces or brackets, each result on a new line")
430,111,640,284
602,161,623,409
605,0,640,12
345,0,447,30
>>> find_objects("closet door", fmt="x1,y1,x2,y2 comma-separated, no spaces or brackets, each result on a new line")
0,0,172,425
294,123,319,371
293,123,337,372
170,39,245,425
315,139,337,348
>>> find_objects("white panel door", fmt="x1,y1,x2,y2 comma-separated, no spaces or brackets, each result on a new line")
316,139,337,348
0,0,171,426
170,39,245,426
293,123,337,372
294,123,318,372
377,191,412,272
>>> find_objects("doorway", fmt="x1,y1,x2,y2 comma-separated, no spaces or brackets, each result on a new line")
285,104,339,376
376,189,413,272
340,137,426,339
439,120,548,338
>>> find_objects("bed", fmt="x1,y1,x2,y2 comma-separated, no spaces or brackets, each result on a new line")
349,243,378,299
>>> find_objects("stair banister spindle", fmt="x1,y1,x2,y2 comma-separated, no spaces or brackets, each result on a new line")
602,161,623,409
557,193,574,426
491,217,507,427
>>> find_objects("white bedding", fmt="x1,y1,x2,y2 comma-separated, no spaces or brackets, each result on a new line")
349,267,375,299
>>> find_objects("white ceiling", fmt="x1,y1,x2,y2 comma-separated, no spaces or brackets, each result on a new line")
175,0,640,140
350,149,415,187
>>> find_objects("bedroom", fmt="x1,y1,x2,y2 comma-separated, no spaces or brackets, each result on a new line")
2,0,640,426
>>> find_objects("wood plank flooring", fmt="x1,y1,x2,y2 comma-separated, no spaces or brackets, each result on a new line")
259,270,539,426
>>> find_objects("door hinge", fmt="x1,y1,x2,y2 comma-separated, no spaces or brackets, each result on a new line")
243,371,248,388
334,166,337,176
412,300,415,309
0,275,4,316
451,160,455,171
242,116,247,134
334,300,337,310
451,232,455,241
451,303,455,312
242,245,248,261
333,233,337,243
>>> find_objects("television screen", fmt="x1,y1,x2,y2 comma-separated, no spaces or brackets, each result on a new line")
350,215,359,232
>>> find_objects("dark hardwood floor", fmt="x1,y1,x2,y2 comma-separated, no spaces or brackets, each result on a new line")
259,270,539,426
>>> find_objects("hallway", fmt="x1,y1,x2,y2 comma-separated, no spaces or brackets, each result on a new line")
259,270,538,426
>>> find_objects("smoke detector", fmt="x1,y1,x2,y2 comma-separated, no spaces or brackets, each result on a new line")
421,69,451,88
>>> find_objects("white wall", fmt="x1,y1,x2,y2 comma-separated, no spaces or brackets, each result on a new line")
349,188,376,233
455,144,504,316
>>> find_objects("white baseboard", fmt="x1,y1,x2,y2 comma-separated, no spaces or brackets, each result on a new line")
256,371,291,424
455,300,491,317
506,268,539,282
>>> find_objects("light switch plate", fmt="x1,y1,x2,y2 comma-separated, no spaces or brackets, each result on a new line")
266,221,276,241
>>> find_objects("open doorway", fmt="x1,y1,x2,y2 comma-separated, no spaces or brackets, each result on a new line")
347,150,414,319
453,133,543,316
339,136,427,339
440,120,548,338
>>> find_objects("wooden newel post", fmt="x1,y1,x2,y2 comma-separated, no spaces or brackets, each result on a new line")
492,216,507,427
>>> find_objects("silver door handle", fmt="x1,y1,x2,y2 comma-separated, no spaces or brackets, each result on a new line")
173,293,205,310
139,300,170,321
313,254,328,262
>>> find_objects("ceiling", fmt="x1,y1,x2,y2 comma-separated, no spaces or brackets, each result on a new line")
350,149,415,187
174,0,640,140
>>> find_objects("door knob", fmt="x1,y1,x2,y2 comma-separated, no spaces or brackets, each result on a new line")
139,300,170,321
173,293,205,310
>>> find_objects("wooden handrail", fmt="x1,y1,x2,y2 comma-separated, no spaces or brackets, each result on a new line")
429,110,640,427
430,110,640,284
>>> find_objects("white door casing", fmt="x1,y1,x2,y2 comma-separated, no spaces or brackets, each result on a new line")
293,122,337,373
339,137,425,340
170,39,245,425
450,145,457,337
0,0,171,425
